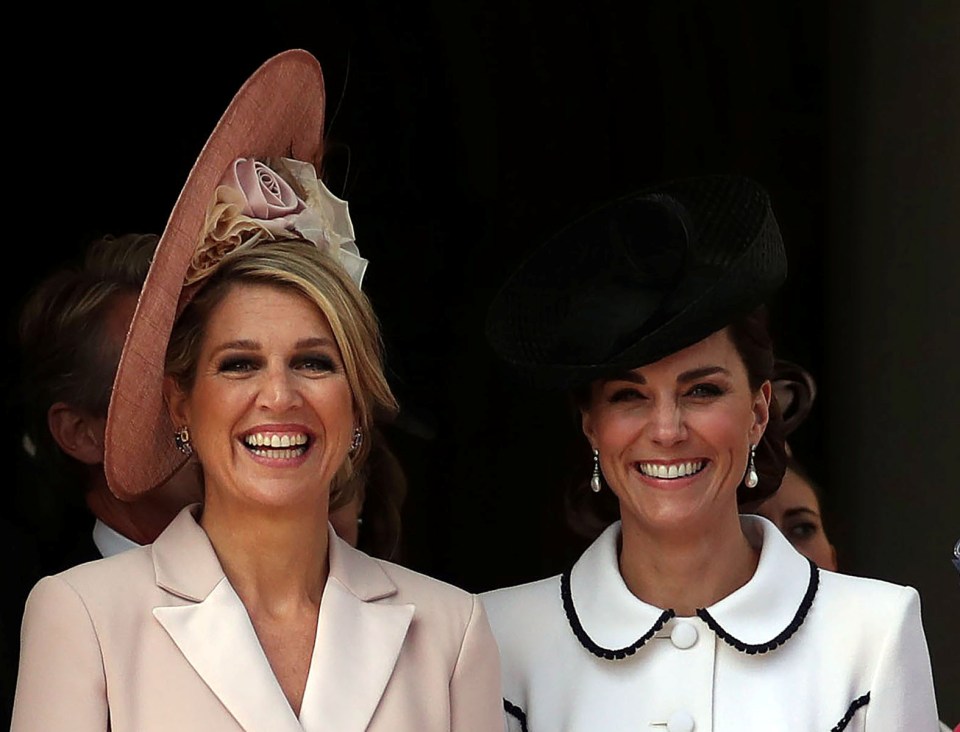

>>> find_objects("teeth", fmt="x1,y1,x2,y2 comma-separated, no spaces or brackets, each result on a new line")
243,433,310,450
638,461,704,479
247,447,306,460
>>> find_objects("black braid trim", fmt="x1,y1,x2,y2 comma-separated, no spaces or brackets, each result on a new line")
830,692,870,732
560,568,676,660
503,699,529,732
696,558,819,654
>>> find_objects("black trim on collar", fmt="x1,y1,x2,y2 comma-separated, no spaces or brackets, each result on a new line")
830,692,870,731
560,569,676,660
504,699,529,732
696,559,820,654
560,558,820,660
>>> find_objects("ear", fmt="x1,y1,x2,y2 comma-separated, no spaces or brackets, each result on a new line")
749,380,773,445
163,375,190,428
47,402,106,465
580,405,597,449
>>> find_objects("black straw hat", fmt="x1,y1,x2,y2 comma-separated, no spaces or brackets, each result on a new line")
486,175,787,387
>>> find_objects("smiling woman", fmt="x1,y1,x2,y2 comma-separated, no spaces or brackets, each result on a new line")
481,176,940,731
11,51,502,732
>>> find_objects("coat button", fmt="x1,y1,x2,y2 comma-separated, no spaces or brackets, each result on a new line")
670,621,698,649
666,709,696,732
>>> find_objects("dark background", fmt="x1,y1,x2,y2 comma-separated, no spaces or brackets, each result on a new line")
2,0,957,722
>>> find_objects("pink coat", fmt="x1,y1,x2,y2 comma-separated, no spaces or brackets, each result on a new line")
12,507,502,731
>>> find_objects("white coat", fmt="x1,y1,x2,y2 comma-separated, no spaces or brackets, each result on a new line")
482,516,939,732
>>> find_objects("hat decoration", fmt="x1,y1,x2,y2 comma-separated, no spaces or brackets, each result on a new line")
186,156,365,290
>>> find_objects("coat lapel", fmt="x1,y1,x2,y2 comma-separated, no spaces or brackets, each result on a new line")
297,529,414,732
150,507,303,732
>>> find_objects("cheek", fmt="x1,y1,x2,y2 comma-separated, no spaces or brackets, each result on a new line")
590,407,645,453
184,383,250,444
691,408,752,452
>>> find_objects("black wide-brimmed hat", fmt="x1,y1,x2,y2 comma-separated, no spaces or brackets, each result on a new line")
486,175,787,387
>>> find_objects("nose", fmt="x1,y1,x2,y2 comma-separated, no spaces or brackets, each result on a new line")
649,399,686,446
257,363,303,412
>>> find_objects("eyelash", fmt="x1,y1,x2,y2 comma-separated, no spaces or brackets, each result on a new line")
216,354,339,374
609,388,642,403
294,355,337,373
607,383,726,403
788,521,819,541
217,357,257,373
687,383,725,398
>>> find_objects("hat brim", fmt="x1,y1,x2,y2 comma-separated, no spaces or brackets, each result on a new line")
105,49,326,499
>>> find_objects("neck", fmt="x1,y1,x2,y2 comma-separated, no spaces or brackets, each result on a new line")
617,509,758,616
85,473,177,545
200,494,330,614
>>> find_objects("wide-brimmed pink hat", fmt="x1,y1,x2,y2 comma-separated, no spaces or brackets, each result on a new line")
105,50,328,499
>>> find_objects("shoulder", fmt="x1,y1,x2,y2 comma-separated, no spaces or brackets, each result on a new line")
481,574,565,656
374,558,480,624
30,546,154,601
804,569,930,663
24,546,159,628
482,574,561,626
816,569,922,620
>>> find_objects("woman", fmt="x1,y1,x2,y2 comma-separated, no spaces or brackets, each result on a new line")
756,458,838,571
12,50,501,731
482,177,939,730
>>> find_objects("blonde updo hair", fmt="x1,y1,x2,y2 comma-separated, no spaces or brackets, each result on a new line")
165,239,398,509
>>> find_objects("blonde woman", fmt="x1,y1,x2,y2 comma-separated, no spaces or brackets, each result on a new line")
12,50,501,732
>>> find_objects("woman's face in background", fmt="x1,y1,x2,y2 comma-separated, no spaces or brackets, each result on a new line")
581,328,770,538
756,467,837,571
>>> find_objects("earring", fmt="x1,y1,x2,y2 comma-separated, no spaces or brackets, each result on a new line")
590,448,602,492
174,426,193,456
349,427,363,455
745,444,759,488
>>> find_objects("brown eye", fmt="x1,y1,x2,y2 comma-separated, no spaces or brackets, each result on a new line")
787,522,819,541
609,387,644,403
218,357,257,373
295,355,336,373
687,383,724,398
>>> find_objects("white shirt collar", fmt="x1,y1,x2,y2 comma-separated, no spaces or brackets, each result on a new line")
92,518,141,558
567,514,818,655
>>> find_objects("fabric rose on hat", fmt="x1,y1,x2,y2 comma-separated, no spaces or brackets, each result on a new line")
186,157,366,287
232,158,303,216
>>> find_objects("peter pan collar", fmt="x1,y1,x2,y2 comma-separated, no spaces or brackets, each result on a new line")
564,515,818,658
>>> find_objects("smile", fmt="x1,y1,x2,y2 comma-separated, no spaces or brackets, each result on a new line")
241,431,311,460
636,460,706,479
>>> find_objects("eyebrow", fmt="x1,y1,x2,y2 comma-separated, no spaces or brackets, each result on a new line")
210,337,338,357
603,365,731,385
782,507,820,519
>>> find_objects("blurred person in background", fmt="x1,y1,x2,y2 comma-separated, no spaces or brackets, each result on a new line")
18,232,202,564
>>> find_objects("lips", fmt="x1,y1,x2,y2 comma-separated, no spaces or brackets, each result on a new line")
635,460,706,480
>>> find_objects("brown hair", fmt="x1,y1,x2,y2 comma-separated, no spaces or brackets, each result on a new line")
349,428,408,561
19,234,158,484
726,306,788,504
165,240,398,509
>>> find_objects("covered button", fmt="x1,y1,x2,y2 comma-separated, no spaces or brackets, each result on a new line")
670,621,699,650
666,709,695,732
